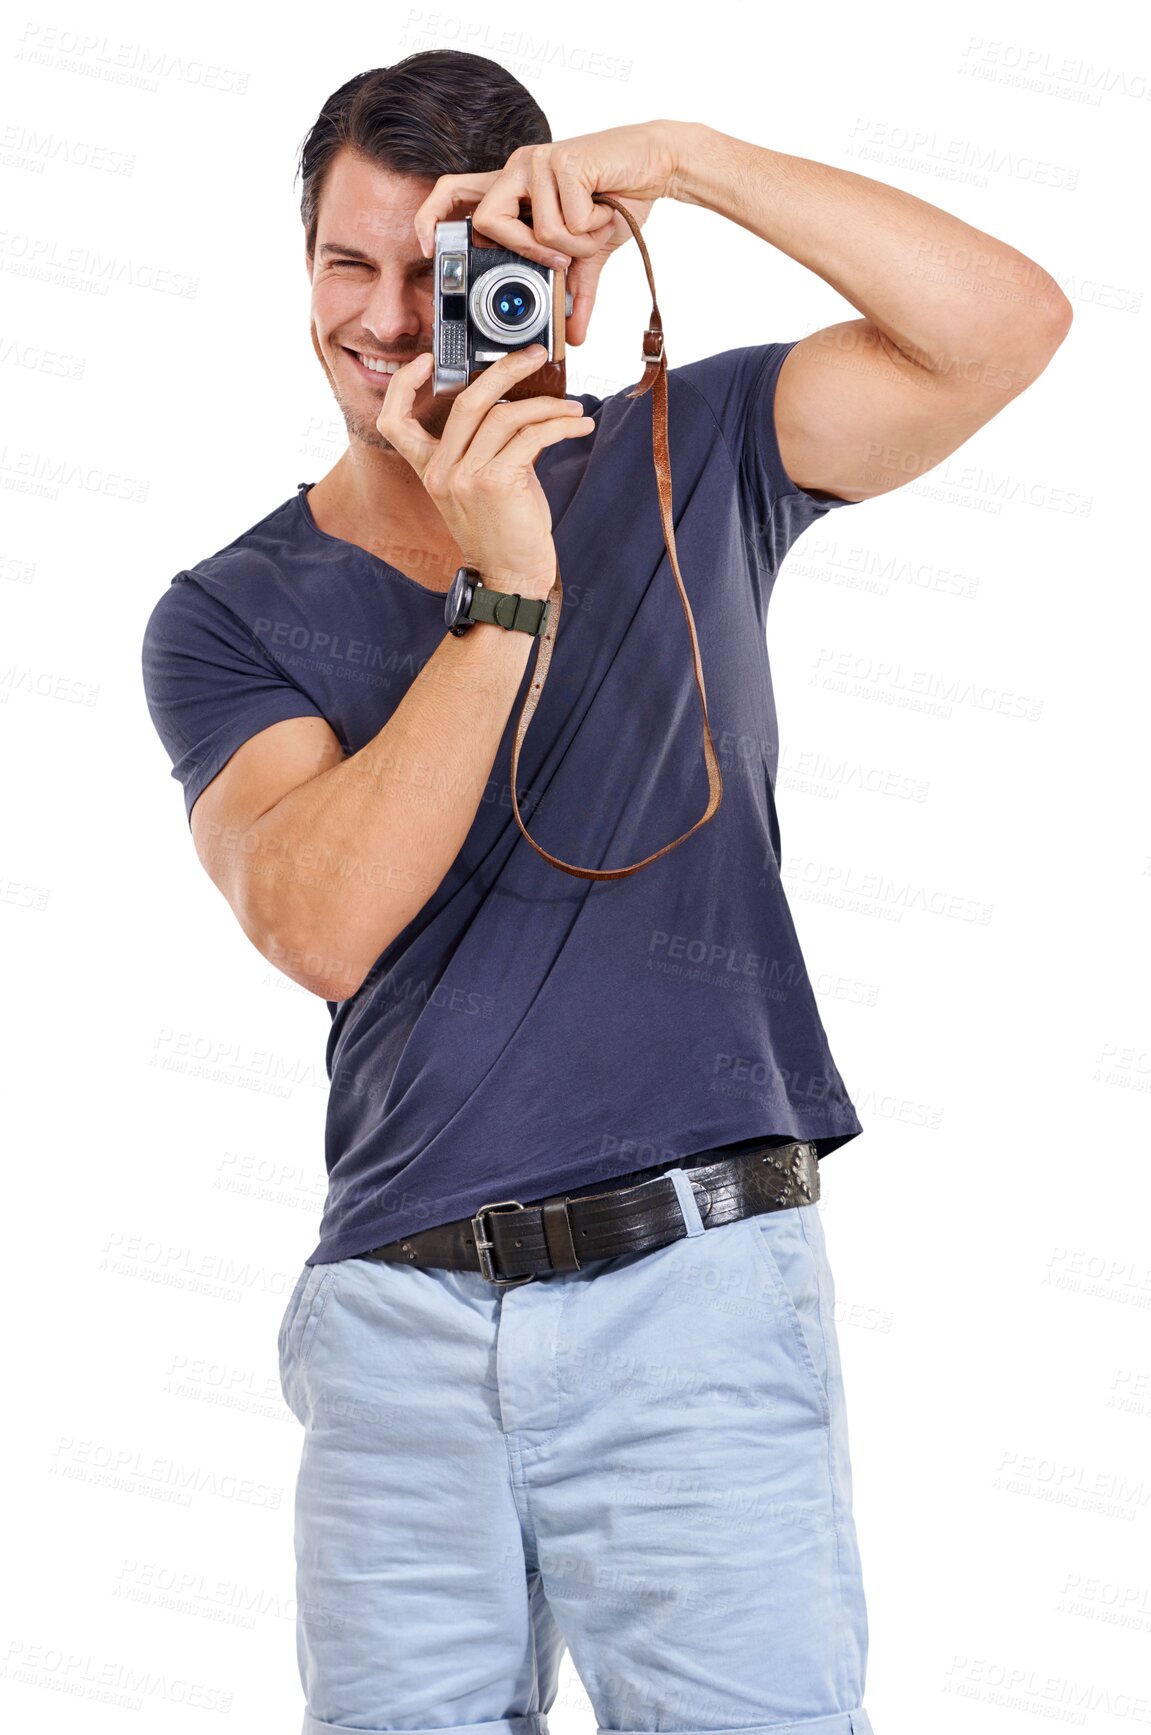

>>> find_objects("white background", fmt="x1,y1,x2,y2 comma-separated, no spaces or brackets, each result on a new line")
2,0,1148,1729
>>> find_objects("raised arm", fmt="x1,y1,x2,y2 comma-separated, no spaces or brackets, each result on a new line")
666,122,1073,503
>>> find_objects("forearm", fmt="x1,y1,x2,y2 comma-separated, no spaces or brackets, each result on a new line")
666,120,1070,374
247,619,540,1001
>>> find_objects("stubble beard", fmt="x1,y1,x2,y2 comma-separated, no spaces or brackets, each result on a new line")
332,356,454,453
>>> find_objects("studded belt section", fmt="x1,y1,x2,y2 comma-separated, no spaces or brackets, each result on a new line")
358,1139,820,1286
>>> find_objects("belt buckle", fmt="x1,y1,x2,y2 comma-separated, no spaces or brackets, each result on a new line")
471,1200,536,1286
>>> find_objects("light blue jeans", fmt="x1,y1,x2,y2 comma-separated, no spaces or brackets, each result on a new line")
278,1167,874,1735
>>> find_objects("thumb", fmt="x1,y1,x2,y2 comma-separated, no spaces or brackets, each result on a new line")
564,254,607,347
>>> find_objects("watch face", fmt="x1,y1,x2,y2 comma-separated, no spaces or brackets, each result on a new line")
445,566,476,632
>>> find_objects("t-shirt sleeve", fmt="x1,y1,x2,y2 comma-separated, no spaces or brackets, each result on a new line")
141,573,330,827
673,339,860,573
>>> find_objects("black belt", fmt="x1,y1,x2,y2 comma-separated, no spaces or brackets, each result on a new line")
357,1137,820,1286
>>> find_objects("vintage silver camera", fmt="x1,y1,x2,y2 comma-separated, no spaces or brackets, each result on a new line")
432,215,573,400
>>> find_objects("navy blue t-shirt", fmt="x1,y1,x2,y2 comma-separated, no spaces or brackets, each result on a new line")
142,341,864,1264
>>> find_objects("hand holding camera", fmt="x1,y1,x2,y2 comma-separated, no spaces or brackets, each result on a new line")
384,174,723,879
412,122,676,347
375,343,593,602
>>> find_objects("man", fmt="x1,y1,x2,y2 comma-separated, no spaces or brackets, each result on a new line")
141,49,1070,1735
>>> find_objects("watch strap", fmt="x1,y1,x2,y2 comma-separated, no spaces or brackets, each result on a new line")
470,582,549,636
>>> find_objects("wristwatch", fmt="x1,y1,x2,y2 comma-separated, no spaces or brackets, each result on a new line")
444,565,551,638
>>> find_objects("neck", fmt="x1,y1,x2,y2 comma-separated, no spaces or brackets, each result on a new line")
329,443,433,520
309,448,465,591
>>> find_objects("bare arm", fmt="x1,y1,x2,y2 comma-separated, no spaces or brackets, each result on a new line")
664,121,1073,501
193,614,543,1002
190,344,591,1003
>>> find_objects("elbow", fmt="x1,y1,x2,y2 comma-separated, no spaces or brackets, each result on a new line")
258,919,373,1004
239,879,383,1002
1012,274,1074,381
970,288,1072,400
954,259,1073,394
319,968,368,1005
1040,283,1074,354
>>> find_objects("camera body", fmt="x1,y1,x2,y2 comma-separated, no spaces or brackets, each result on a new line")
432,215,571,401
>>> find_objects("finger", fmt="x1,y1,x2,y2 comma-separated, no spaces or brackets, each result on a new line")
490,413,595,473
460,396,589,471
432,345,556,468
472,161,574,269
591,198,649,255
522,157,572,255
549,160,615,255
412,170,500,258
374,353,439,471
563,256,605,347
524,156,583,262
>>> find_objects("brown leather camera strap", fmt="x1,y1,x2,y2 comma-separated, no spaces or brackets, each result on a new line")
507,192,723,881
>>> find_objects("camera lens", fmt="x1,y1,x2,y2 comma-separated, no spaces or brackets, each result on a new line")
471,265,549,346
491,279,537,328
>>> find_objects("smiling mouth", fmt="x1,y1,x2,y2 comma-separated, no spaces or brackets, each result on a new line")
344,346,427,383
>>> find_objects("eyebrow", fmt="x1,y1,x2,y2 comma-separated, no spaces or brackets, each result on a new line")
318,240,429,263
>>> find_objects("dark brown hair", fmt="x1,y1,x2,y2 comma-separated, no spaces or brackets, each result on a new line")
295,51,552,265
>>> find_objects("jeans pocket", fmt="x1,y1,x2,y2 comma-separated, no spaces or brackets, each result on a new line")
278,1265,337,1421
742,1204,832,1419
277,1265,313,1364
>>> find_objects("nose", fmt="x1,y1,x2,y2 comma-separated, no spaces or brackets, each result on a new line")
359,270,424,348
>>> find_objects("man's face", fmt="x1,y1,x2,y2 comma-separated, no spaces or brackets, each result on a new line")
308,147,455,450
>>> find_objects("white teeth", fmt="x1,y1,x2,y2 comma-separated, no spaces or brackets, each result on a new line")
355,353,403,375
